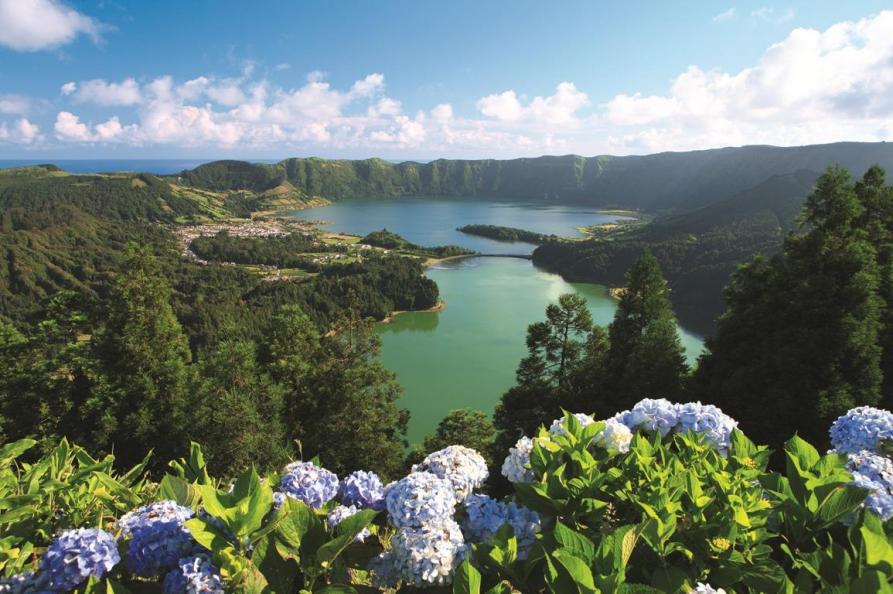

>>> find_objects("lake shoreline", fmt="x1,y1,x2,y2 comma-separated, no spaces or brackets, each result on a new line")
381,299,446,324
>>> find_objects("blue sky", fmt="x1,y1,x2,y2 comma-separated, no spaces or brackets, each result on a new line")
1,0,892,159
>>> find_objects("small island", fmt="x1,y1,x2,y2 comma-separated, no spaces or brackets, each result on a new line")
457,224,554,244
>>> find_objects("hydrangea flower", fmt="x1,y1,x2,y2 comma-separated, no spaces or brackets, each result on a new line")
40,528,120,592
120,501,200,577
384,471,457,528
615,398,680,437
548,413,596,437
412,445,488,501
162,554,224,594
675,402,738,453
690,584,727,594
847,450,893,521
272,492,286,510
279,461,339,509
117,500,195,538
461,495,540,559
830,406,893,455
0,571,53,594
326,505,371,542
593,418,633,453
388,520,468,587
339,470,386,510
501,436,552,483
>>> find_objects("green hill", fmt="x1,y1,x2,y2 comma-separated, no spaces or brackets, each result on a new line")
179,142,893,210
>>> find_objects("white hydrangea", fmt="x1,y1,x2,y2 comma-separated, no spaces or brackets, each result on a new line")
412,445,488,501
593,418,633,453
548,413,596,437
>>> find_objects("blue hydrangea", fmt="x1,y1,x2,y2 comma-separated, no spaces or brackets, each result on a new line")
120,501,200,577
675,402,738,453
387,520,469,587
0,571,54,594
338,470,385,510
40,528,120,592
847,450,893,521
384,471,457,528
830,406,893,455
272,492,286,510
501,436,555,484
615,398,680,437
162,554,224,594
548,413,596,437
461,495,541,559
326,505,371,542
593,418,633,453
279,461,339,509
412,445,488,501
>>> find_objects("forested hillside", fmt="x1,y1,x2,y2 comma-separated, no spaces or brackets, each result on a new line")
180,142,893,210
533,170,820,332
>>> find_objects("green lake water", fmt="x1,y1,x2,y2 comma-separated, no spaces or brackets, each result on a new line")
289,197,705,444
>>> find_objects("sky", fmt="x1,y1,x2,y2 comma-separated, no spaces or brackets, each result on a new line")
1,0,892,160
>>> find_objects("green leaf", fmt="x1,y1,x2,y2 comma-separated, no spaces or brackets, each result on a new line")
860,525,893,572
0,439,36,466
159,475,201,507
185,517,234,550
275,499,313,551
250,534,296,594
815,485,868,526
551,549,597,593
316,509,377,565
453,558,482,594
315,587,358,594
553,521,596,565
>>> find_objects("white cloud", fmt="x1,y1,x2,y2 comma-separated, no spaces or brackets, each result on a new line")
55,111,127,142
0,95,29,115
60,82,77,96
0,118,41,144
73,78,142,106
0,0,102,52
751,7,795,23
477,82,589,125
713,8,736,23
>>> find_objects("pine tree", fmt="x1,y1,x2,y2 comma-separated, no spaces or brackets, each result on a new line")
93,245,195,469
605,252,687,411
408,408,496,468
694,167,884,448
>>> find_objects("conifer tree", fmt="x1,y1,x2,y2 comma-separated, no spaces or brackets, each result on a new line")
93,245,194,469
605,252,687,411
694,166,884,448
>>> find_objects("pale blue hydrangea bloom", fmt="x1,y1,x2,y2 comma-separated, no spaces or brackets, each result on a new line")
40,528,120,592
690,584,727,594
461,494,540,559
162,554,224,594
0,571,53,594
847,450,893,521
830,406,893,455
118,501,200,577
272,491,286,510
339,470,385,510
279,461,339,509
501,436,539,483
384,471,457,528
388,519,468,587
675,402,738,453
593,418,633,453
412,445,488,501
548,413,596,437
615,398,680,437
326,504,371,542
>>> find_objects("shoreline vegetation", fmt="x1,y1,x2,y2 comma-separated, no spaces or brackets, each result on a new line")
381,298,447,324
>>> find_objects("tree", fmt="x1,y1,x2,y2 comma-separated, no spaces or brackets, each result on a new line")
694,167,884,449
408,408,496,468
92,245,195,469
262,308,409,478
605,252,687,410
192,339,291,476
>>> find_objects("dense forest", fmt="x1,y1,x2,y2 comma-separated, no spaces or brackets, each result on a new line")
457,224,554,244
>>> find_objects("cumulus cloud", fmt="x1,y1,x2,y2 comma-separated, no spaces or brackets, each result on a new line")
60,82,77,96
72,78,143,106
0,118,41,144
477,82,589,125
603,10,893,152
0,0,102,52
55,111,127,142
